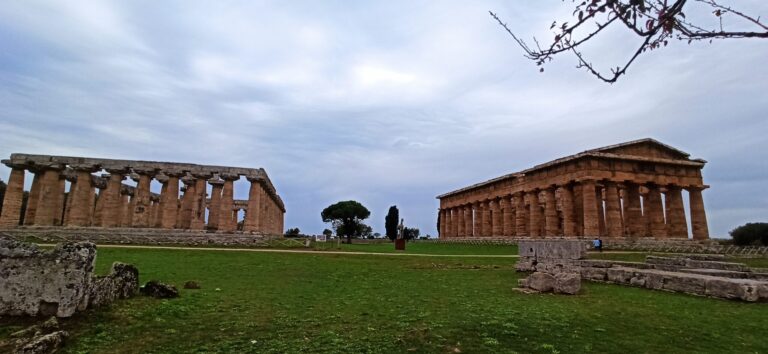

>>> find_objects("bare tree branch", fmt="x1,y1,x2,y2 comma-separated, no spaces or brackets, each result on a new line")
491,0,767,83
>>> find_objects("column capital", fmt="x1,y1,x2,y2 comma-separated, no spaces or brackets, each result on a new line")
191,172,213,180
220,173,241,181
132,168,157,176
91,175,107,189
155,173,170,183
685,184,710,191
120,185,135,196
70,163,100,172
1,160,28,170
208,177,225,186
246,175,265,183
180,174,197,185
104,167,129,175
159,168,186,178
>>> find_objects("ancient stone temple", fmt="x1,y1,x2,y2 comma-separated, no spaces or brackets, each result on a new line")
436,139,709,240
0,153,285,235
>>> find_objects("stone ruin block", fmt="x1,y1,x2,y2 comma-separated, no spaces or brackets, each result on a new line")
88,262,139,308
0,237,139,317
0,238,96,317
518,240,587,260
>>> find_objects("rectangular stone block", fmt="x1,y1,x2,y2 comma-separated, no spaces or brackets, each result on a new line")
578,260,651,269
684,259,749,272
518,240,587,260
662,273,707,294
645,256,687,267
581,267,608,281
704,278,757,301
606,268,633,284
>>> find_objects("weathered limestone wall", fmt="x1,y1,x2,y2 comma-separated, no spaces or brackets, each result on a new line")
0,237,139,317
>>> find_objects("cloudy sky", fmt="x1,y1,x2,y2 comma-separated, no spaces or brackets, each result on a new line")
1,1,766,237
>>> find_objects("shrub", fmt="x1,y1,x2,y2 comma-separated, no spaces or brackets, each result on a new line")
730,222,768,246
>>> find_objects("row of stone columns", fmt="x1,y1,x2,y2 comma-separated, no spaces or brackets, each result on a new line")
0,163,285,234
439,179,709,239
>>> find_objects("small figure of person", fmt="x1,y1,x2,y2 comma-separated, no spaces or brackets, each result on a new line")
592,237,602,252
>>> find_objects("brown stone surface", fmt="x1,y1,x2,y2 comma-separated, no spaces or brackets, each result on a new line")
689,187,709,240
23,172,41,225
0,154,285,235
437,139,709,240
245,177,263,232
0,167,24,226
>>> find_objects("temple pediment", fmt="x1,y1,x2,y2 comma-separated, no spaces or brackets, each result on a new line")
590,138,691,161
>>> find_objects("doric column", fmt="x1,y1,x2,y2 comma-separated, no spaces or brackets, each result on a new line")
665,185,688,238
447,208,456,237
34,165,64,226
490,199,502,236
87,183,97,225
480,200,491,236
218,174,237,232
54,178,66,226
131,170,155,228
207,176,224,230
456,207,466,236
646,183,667,238
527,190,542,237
190,174,210,230
450,207,460,237
245,176,264,232
472,202,481,237
581,179,600,237
120,187,135,227
573,184,584,236
101,170,127,228
147,197,157,227
439,209,447,237
688,186,709,240
624,182,644,237
91,175,108,227
68,165,100,226
0,164,26,227
513,192,527,237
179,175,196,229
543,187,558,236
23,171,41,225
604,181,623,237
559,184,576,236
500,196,512,236
462,205,472,237
596,186,606,236
63,172,76,226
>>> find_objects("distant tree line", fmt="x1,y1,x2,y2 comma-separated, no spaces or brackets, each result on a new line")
730,222,768,246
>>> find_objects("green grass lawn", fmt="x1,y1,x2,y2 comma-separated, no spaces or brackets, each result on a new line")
2,246,767,353
334,241,519,255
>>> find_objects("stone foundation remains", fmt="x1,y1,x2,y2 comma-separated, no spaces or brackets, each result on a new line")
0,226,280,246
515,240,768,302
0,237,139,317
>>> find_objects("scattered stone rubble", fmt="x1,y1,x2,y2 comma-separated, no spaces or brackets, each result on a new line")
580,255,768,302
0,237,139,318
516,240,768,302
140,281,179,298
9,317,68,354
